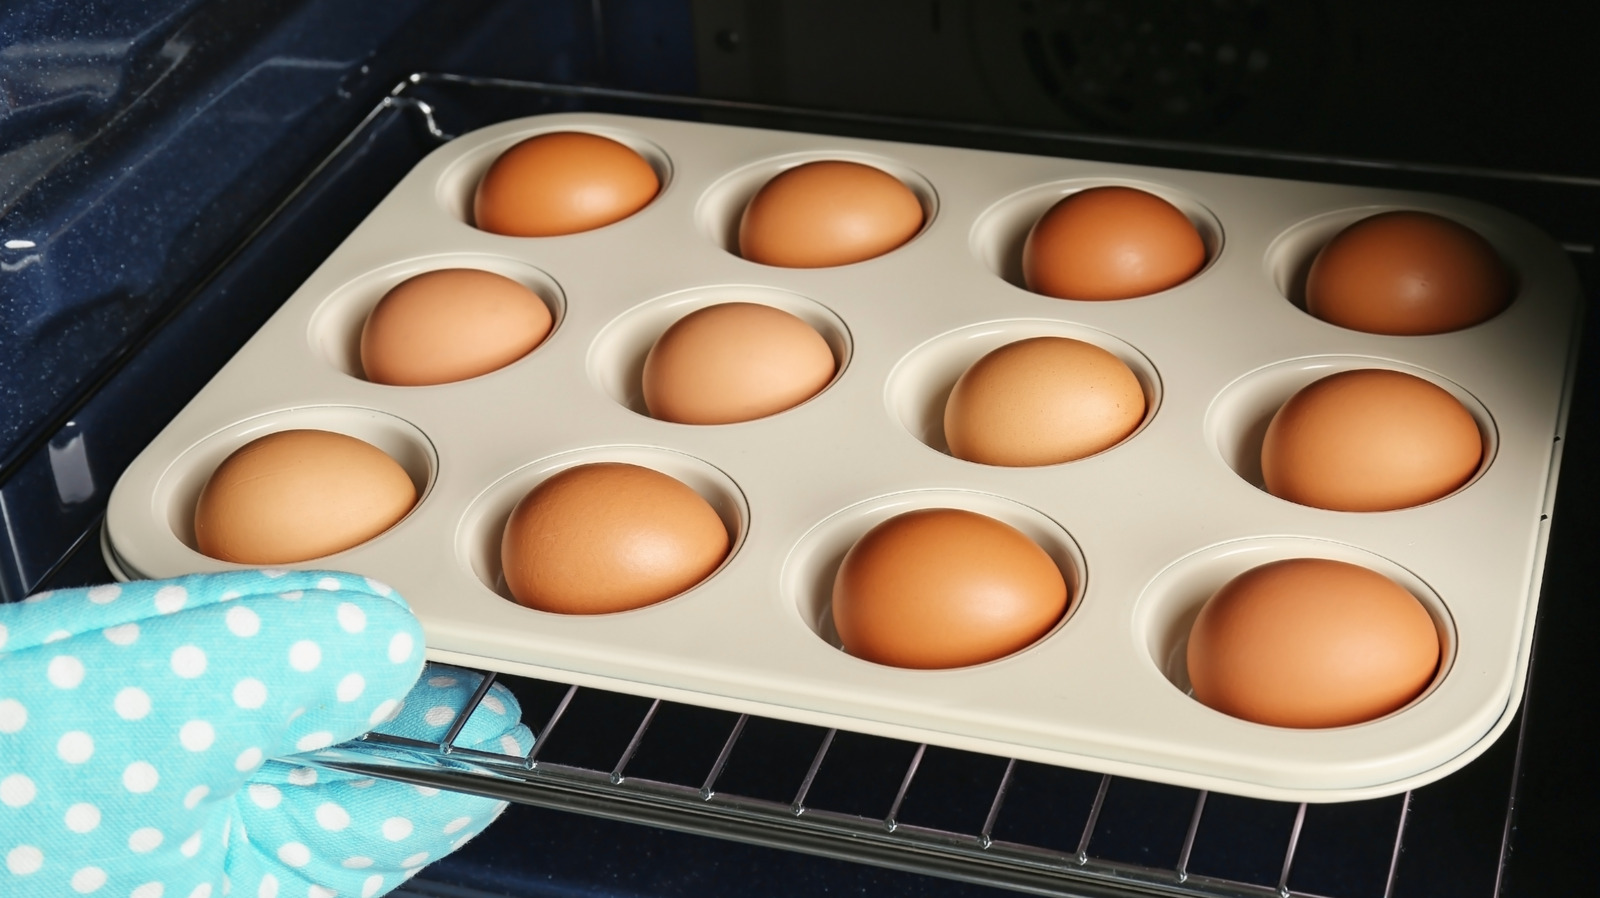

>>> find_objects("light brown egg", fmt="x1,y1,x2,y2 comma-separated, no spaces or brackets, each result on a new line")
832,508,1069,669
738,160,923,267
1261,369,1482,512
1186,558,1441,728
194,430,417,564
1022,186,1206,300
500,462,730,614
943,336,1145,466
1305,210,1512,335
473,131,659,237
360,268,553,386
642,302,837,424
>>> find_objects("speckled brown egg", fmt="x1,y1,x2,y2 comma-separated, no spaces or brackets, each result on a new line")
832,508,1069,669
1305,210,1512,335
360,268,553,386
1187,558,1441,728
194,429,418,564
1261,369,1483,512
943,336,1146,466
473,131,659,237
1022,186,1206,300
500,462,731,614
738,160,923,267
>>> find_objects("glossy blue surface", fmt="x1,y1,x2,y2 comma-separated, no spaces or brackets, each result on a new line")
0,0,694,475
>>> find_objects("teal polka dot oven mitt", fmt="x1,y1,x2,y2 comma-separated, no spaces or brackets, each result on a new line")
0,569,534,897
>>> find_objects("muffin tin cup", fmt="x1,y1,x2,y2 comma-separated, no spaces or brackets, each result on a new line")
104,112,1583,802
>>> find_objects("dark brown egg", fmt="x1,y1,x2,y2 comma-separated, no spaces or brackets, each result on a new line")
1305,210,1512,335
194,430,417,564
1187,558,1441,728
943,336,1145,466
738,161,923,267
1261,369,1483,512
1022,186,1206,300
500,463,730,614
832,508,1069,669
473,131,659,237
642,302,837,424
360,268,553,386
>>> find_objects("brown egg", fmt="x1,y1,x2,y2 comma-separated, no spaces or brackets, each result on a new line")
473,131,659,237
1186,558,1441,728
1305,210,1512,335
194,430,417,564
1022,186,1206,300
738,161,923,268
1261,369,1482,512
642,302,837,424
944,336,1145,466
501,462,730,614
832,508,1069,669
360,268,553,386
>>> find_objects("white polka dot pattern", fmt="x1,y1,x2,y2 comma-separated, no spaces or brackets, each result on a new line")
65,802,101,833
57,731,94,763
48,655,85,688
234,678,267,709
0,698,26,733
70,866,106,893
225,607,260,637
181,720,216,752
115,687,151,720
1,571,526,898
1,775,36,808
154,585,188,614
7,846,44,875
128,827,164,853
123,761,159,793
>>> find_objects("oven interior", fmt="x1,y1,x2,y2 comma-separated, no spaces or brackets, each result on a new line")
2,3,1597,896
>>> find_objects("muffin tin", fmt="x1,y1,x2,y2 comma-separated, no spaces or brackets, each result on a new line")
103,113,1582,802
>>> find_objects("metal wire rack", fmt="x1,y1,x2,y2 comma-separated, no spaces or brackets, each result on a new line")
309,668,1460,898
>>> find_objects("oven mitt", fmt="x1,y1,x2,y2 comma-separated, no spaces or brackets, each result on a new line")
1,569,534,898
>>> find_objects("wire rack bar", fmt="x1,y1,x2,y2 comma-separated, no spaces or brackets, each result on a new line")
1382,792,1413,898
886,743,928,832
1077,775,1113,865
981,759,1017,850
1177,791,1208,882
701,713,748,800
792,727,837,815
612,698,661,783
1277,803,1308,897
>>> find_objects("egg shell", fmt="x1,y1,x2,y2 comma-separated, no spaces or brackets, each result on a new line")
1186,558,1441,729
1022,186,1206,300
1305,210,1513,335
500,462,730,615
832,508,1069,669
943,336,1145,466
473,131,659,237
642,302,837,424
1261,369,1483,512
360,268,553,386
193,429,417,565
738,160,924,268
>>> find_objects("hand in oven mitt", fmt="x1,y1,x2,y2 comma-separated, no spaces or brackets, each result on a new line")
1,569,533,898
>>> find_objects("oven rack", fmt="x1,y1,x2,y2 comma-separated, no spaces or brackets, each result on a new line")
308,668,1509,898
